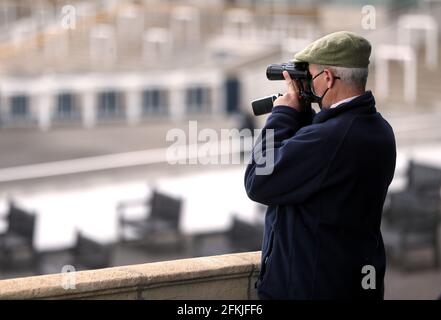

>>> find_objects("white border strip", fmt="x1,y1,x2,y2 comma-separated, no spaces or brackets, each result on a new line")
0,137,254,182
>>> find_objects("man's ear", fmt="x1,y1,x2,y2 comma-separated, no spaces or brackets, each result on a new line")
324,69,335,88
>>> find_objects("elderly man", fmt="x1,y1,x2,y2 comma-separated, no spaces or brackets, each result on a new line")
245,31,396,299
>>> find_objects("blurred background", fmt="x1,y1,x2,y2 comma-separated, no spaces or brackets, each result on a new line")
0,0,440,299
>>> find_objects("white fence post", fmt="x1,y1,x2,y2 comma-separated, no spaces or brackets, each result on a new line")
90,24,117,64
375,44,417,103
397,14,438,70
117,6,144,45
142,28,172,62
169,75,185,122
170,6,200,48
126,89,142,125
81,90,97,128
35,92,53,131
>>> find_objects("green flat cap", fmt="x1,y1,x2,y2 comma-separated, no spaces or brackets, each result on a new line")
293,31,371,68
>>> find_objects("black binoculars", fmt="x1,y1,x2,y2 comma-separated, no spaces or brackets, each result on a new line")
251,62,315,116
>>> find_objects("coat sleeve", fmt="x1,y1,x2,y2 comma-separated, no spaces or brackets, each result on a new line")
244,105,332,206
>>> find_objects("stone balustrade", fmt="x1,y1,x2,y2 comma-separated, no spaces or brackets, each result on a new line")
0,251,261,300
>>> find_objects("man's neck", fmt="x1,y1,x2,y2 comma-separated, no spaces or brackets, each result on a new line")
326,88,365,109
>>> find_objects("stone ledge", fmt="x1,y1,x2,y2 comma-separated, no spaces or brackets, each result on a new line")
0,251,261,300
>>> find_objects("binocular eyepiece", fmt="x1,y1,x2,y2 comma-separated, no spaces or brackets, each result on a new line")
251,62,313,116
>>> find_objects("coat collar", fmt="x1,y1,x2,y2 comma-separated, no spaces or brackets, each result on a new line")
312,91,377,124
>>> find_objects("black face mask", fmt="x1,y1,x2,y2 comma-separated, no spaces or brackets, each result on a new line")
309,70,340,109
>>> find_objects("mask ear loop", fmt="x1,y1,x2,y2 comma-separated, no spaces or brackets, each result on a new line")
308,70,341,109
309,70,324,96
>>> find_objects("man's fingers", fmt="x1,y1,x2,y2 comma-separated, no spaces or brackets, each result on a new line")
282,71,295,93
292,79,300,95
283,70,298,94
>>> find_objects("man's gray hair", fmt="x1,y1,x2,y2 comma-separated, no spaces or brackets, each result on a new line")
315,64,368,89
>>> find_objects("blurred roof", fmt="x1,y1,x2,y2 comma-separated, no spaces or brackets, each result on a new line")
0,0,319,77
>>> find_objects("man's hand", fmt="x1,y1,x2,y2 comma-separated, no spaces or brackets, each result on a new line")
273,71,302,111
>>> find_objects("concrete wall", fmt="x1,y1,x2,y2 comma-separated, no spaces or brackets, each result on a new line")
0,251,261,300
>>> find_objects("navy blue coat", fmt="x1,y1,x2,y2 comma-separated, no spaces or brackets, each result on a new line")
244,91,396,299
